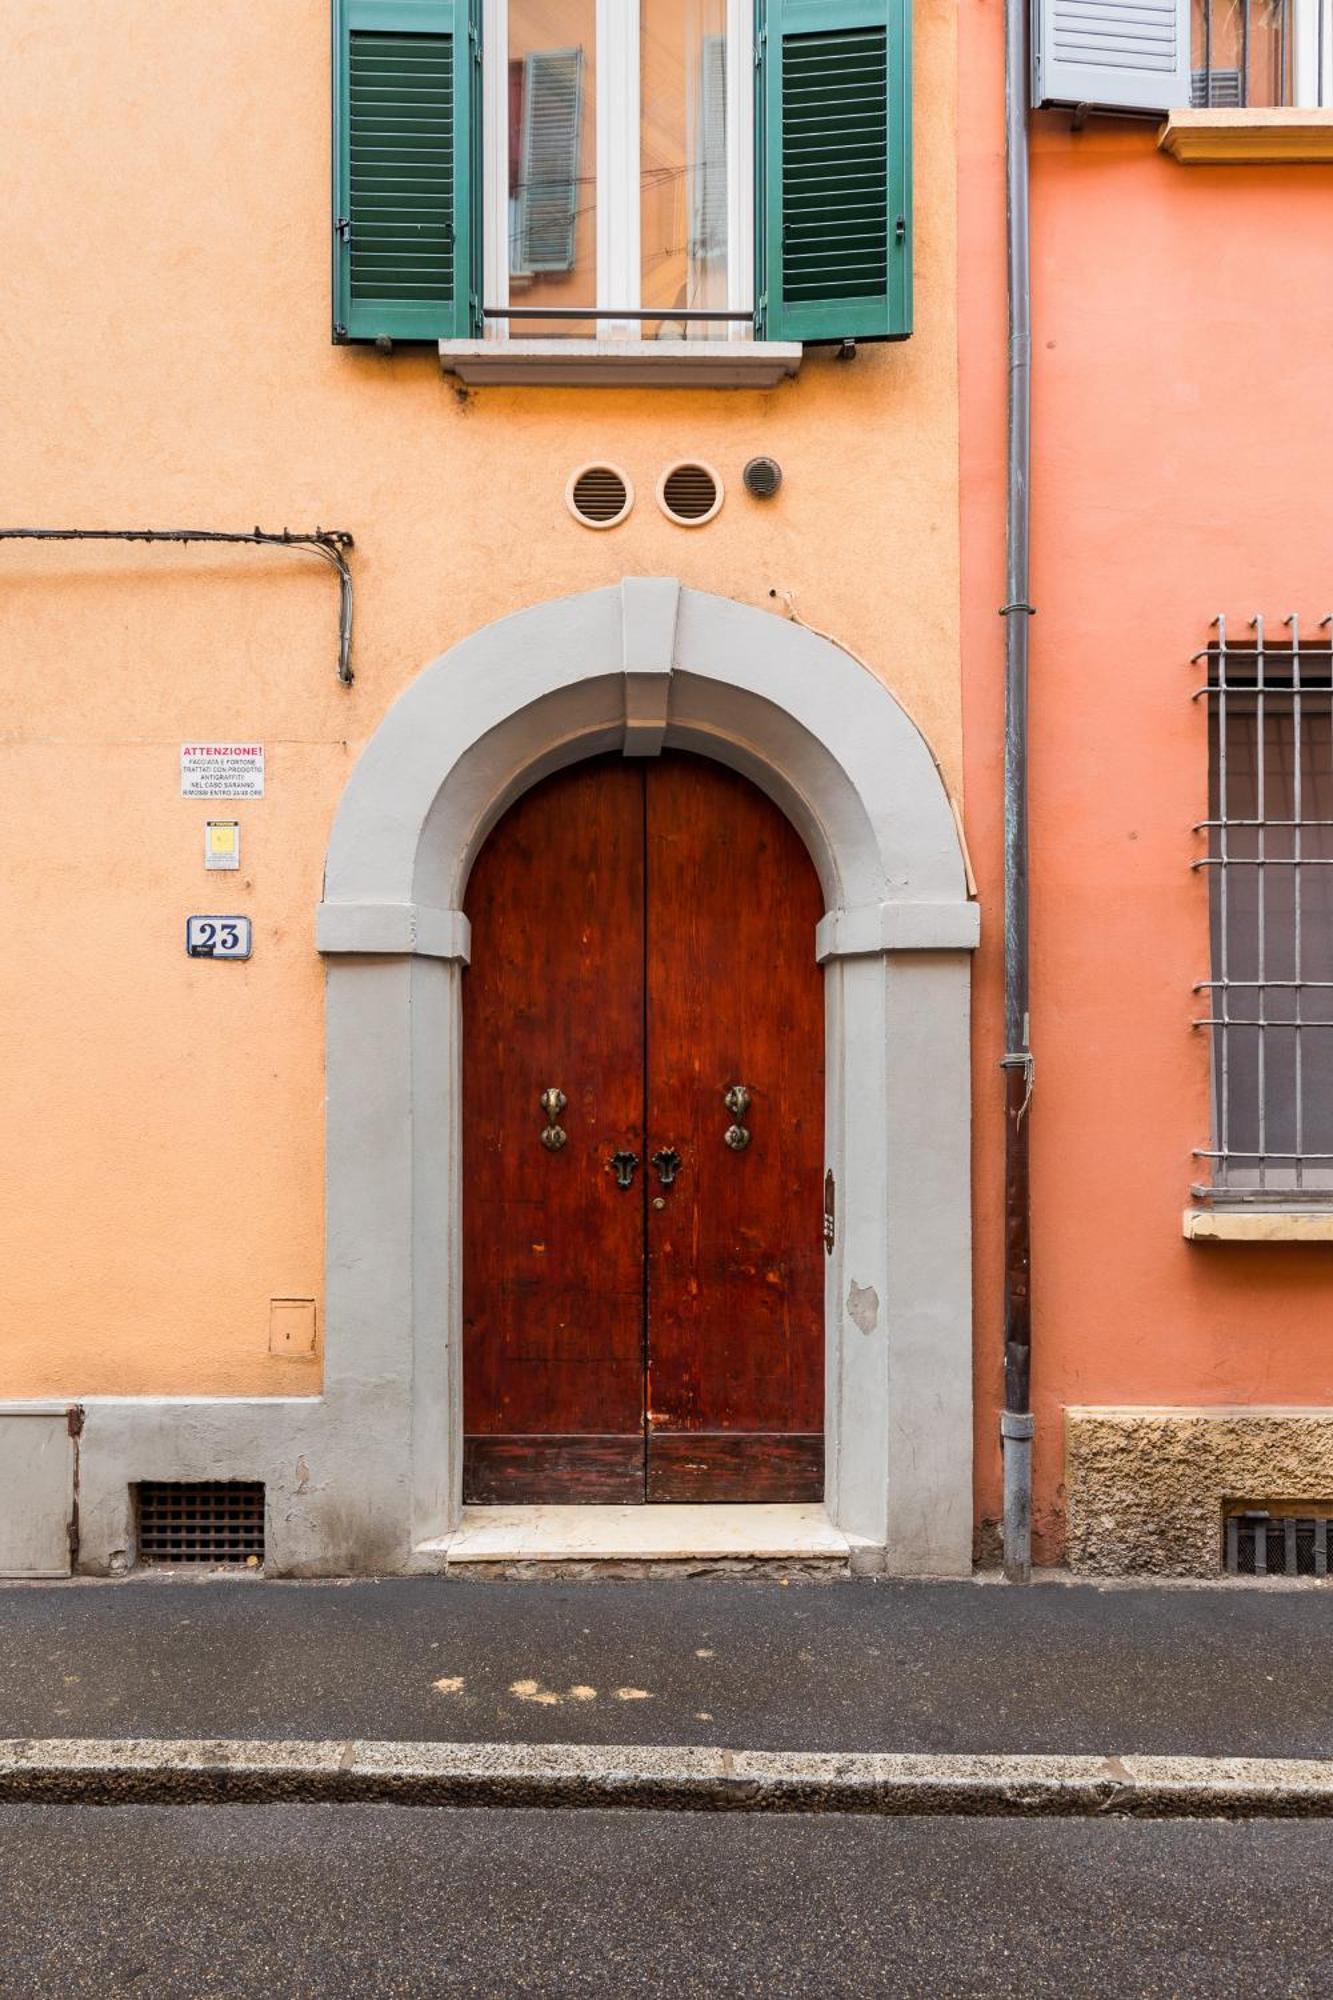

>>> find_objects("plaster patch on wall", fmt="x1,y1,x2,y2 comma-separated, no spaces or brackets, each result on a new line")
1066,1408,1333,1577
846,1282,880,1336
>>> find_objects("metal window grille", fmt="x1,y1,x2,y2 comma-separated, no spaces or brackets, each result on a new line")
1225,1508,1333,1576
135,1481,265,1566
1192,0,1332,108
1193,617,1333,1201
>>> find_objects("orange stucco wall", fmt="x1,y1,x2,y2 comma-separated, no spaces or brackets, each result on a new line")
959,5,1333,1556
2,2,961,1398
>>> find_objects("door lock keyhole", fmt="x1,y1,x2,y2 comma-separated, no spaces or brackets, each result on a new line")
608,1150,640,1190
651,1148,682,1189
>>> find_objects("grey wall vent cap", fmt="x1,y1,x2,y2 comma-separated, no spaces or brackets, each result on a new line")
566,463,633,529
743,456,783,499
658,461,723,526
135,1481,266,1567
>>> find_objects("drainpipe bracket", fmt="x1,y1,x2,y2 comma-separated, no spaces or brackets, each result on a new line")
1000,1411,1034,1442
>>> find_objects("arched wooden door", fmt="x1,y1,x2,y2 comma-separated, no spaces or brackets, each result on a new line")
461,752,825,1504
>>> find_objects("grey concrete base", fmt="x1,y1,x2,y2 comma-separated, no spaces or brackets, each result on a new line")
4,1739,1333,1819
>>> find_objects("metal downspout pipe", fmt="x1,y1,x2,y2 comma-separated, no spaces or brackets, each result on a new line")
1001,0,1035,1582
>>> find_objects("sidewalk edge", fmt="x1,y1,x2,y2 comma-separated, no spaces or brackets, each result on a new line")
3,1741,1333,1817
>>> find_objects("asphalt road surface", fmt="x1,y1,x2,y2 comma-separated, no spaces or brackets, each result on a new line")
2,1805,1330,1997
4,1574,1333,1756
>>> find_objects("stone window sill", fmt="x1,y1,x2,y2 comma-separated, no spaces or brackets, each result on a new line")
1183,1207,1333,1243
438,338,803,389
1159,108,1333,166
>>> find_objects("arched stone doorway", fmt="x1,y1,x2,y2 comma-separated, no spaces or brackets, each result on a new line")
316,578,979,1573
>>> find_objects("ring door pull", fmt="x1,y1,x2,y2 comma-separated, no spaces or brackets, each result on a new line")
651,1148,682,1190
539,1087,567,1153
722,1084,751,1152
608,1150,640,1190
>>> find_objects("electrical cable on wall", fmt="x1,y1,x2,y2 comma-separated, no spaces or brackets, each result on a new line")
0,526,356,685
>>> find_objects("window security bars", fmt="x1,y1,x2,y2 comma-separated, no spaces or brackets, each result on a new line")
1194,617,1333,1201
1193,0,1332,108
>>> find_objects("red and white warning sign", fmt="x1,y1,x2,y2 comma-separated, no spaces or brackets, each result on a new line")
180,743,265,799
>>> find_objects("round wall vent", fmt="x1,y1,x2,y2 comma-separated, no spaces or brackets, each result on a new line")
566,463,633,529
658,461,723,527
743,455,783,499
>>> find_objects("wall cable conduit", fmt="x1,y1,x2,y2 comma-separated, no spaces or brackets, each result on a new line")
0,527,356,685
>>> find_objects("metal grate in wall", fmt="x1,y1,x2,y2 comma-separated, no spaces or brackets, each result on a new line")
136,1482,265,1567
1224,1508,1333,1577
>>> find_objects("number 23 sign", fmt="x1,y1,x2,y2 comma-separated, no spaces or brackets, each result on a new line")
186,915,252,960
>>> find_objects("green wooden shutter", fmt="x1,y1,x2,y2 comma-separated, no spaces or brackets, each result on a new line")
333,0,479,342
756,0,911,344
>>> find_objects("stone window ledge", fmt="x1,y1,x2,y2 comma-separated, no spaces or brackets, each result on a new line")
438,339,803,389
1159,108,1333,166
1183,1207,1333,1243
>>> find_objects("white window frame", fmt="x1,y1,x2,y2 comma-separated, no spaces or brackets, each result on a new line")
1293,0,1333,107
483,0,754,342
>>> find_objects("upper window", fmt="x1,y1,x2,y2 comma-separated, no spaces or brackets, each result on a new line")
1033,0,1331,117
1192,0,1332,109
1196,627,1333,1202
332,0,912,350
493,0,742,341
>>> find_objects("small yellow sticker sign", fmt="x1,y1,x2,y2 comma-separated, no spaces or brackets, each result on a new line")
205,820,240,870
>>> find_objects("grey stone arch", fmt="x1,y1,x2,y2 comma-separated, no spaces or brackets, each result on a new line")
316,578,979,1574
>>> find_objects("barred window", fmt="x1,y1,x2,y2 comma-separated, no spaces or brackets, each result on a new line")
1192,0,1332,110
1195,622,1333,1200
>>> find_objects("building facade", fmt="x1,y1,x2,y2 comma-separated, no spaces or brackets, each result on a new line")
2,0,1330,1580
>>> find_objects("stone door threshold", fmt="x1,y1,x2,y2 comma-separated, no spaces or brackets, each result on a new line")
418,1503,853,1568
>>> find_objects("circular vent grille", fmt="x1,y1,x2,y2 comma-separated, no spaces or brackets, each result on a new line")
567,463,633,529
658,461,723,527
743,455,783,500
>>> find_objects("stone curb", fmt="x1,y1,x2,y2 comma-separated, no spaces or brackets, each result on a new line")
3,1740,1333,1817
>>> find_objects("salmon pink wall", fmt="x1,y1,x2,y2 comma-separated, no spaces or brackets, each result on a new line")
959,3,1333,1556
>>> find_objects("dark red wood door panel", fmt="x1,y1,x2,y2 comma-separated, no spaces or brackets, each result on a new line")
462,752,824,1506
462,757,647,1502
644,756,825,1501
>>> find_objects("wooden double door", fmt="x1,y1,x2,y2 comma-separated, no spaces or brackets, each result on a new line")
461,752,825,1505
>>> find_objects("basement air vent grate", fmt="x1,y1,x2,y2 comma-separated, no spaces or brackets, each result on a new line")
1224,1508,1333,1578
136,1481,265,1567
567,463,633,529
659,461,723,526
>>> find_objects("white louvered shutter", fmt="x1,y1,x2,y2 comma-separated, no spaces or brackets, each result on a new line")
516,47,584,274
1032,0,1192,113
690,34,728,263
